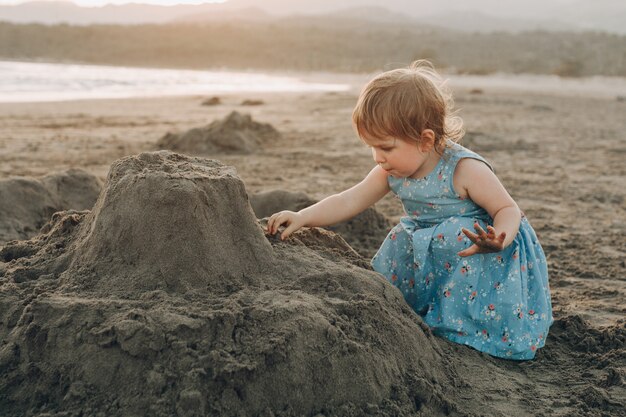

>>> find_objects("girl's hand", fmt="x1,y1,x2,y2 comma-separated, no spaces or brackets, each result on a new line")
266,210,306,240
458,223,507,257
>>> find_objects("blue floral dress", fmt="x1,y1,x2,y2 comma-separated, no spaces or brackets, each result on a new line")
372,142,553,360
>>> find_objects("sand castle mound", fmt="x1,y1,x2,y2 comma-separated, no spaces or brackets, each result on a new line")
250,189,394,258
157,111,280,155
62,151,273,296
0,169,101,243
0,152,472,416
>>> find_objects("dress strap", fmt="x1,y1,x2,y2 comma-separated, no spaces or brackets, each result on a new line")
438,142,494,198
446,142,494,173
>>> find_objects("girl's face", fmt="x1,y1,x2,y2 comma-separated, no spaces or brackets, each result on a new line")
363,135,430,178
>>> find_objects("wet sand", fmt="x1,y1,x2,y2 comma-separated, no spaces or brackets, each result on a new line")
0,74,624,416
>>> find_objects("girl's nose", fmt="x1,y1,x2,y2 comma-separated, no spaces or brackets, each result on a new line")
373,149,385,164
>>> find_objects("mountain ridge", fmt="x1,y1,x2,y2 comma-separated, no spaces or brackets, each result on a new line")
0,1,624,34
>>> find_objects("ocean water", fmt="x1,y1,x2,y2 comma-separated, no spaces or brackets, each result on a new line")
2,60,624,103
0,61,351,103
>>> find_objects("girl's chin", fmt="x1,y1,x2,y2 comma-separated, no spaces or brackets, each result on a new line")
382,168,409,178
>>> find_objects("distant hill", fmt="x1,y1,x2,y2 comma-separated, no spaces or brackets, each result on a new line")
312,6,415,25
171,7,270,23
0,0,625,34
416,11,578,34
0,1,224,25
0,18,624,77
554,0,626,34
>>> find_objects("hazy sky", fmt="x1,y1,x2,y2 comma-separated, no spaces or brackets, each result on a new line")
0,0,225,5
0,0,582,7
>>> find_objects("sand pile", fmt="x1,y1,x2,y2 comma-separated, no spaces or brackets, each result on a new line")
0,169,101,244
61,152,273,296
250,190,393,258
0,152,468,417
157,111,280,155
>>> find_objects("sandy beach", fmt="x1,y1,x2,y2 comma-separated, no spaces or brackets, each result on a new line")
0,74,624,416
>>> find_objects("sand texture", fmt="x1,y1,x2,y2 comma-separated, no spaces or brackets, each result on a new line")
1,152,457,416
0,169,100,244
157,111,281,155
250,190,393,259
0,82,625,416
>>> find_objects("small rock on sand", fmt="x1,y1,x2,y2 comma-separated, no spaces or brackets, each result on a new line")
201,96,221,106
241,99,264,106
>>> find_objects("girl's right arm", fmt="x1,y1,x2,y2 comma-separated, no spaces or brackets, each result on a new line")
267,166,390,240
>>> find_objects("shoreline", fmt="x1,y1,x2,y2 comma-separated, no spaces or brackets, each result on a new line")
2,59,626,104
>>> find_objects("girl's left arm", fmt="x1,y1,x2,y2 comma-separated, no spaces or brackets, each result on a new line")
455,158,521,255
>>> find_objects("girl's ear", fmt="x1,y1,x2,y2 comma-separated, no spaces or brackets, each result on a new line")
418,129,436,152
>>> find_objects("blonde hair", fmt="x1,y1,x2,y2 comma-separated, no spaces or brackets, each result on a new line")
352,60,463,154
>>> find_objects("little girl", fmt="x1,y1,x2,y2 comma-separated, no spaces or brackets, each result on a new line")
267,60,553,360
